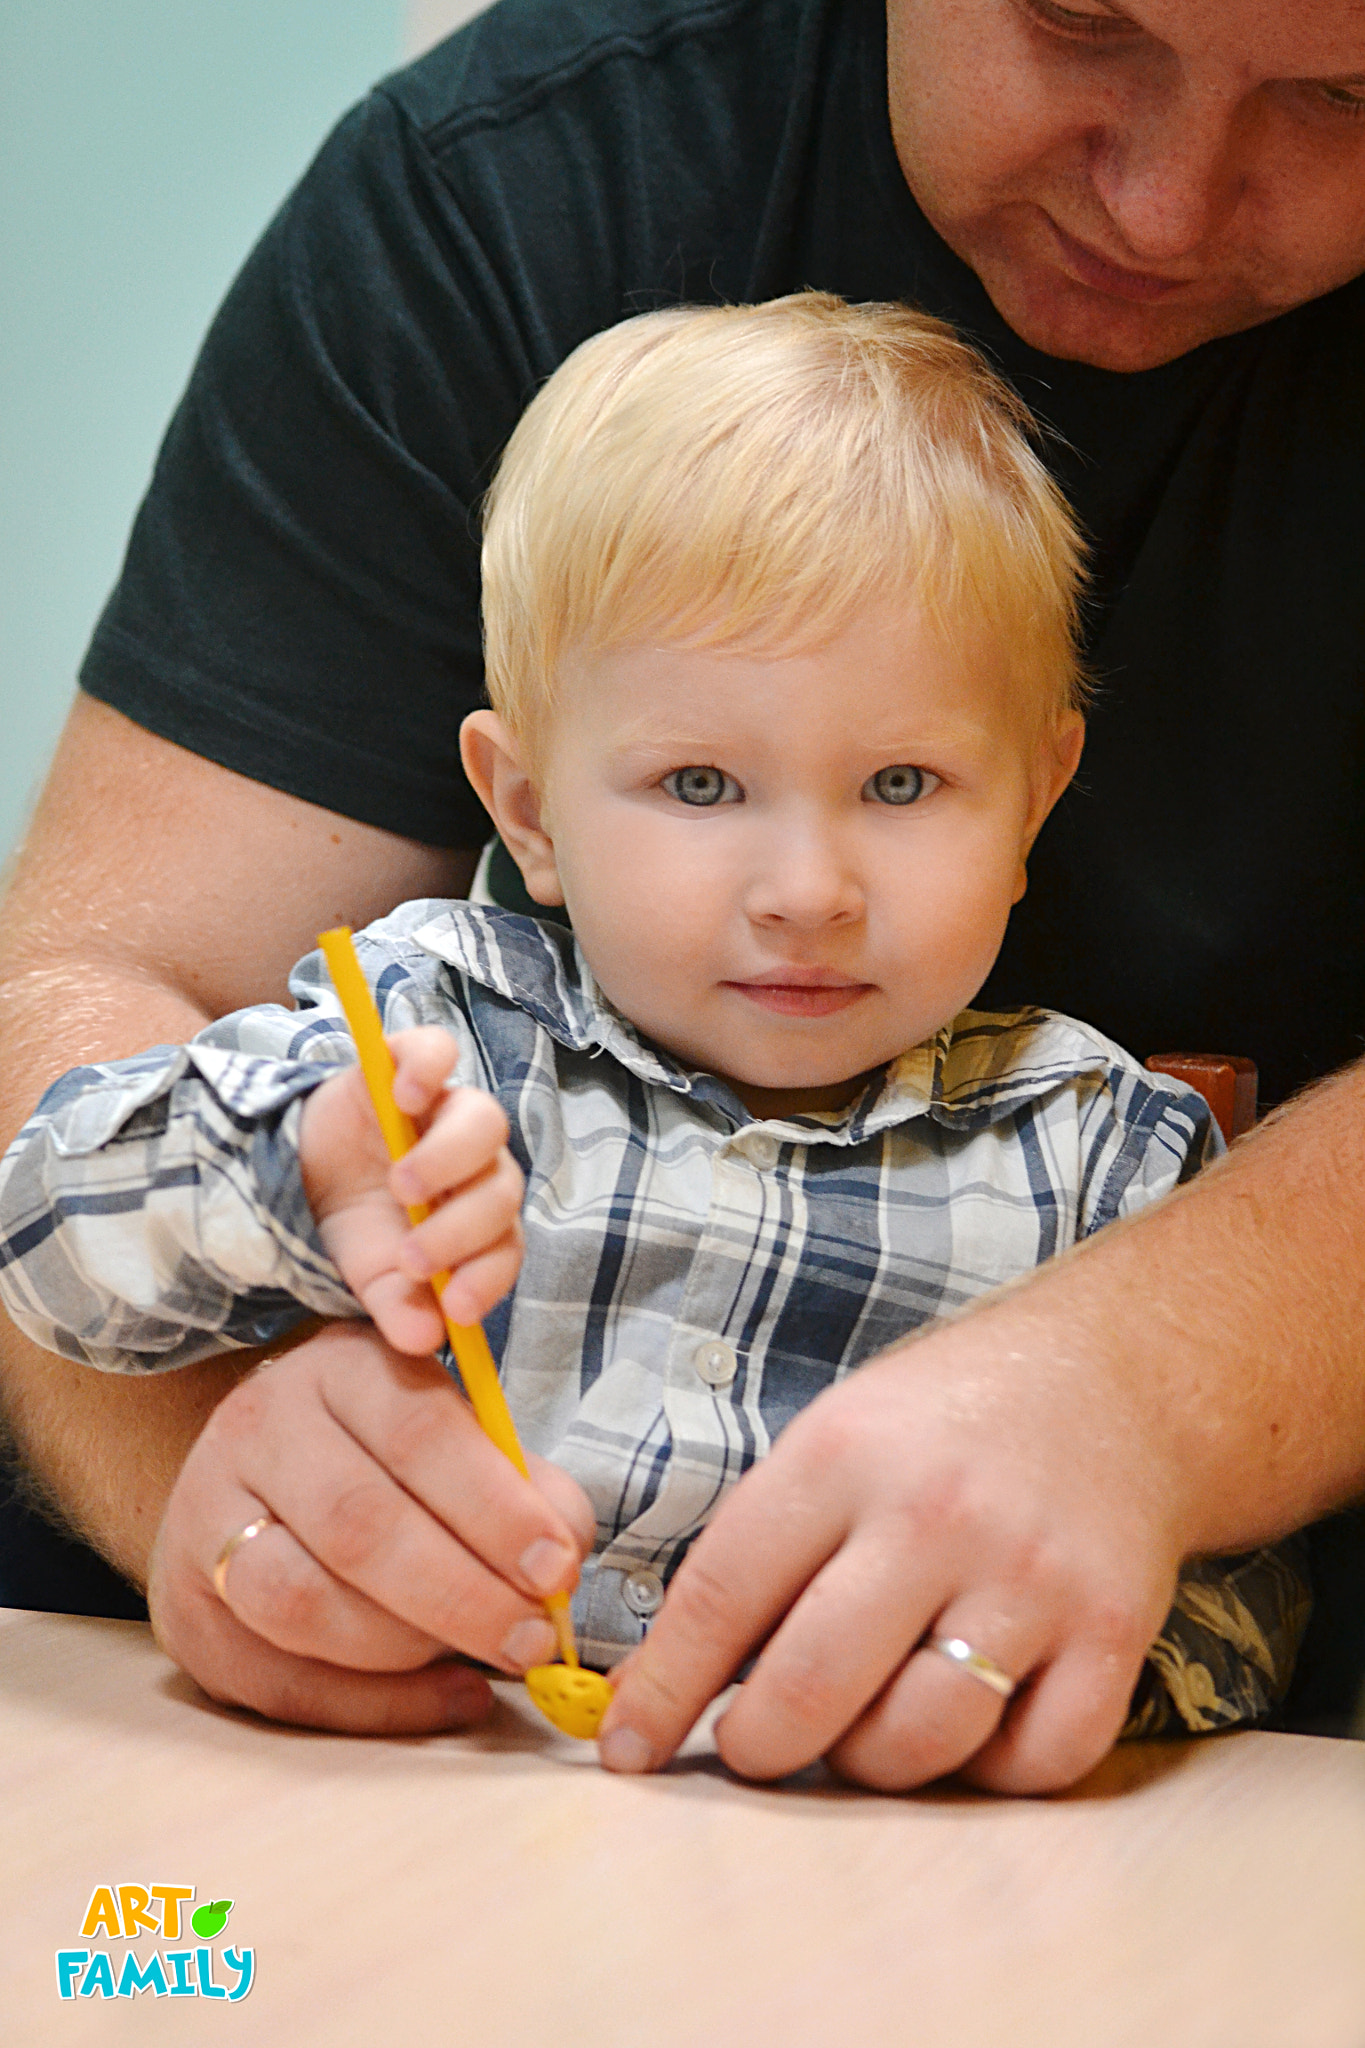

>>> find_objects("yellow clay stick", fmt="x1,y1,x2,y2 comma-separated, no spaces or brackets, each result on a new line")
317,926,579,1670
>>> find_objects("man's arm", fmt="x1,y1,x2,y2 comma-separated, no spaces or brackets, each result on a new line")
0,693,476,1585
601,1056,1365,1789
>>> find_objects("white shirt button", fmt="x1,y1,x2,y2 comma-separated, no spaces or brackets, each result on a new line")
694,1338,738,1388
744,1130,780,1170
622,1568,664,1617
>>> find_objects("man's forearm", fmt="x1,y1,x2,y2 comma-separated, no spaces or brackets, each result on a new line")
945,1054,1365,1552
1,1326,254,1586
0,952,253,1582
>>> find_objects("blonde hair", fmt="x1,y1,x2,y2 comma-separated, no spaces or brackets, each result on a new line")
481,293,1087,760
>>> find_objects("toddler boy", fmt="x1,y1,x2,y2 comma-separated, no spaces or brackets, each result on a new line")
0,295,1307,1753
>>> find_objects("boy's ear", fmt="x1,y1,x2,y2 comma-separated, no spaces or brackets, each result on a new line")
459,712,565,907
1013,712,1085,904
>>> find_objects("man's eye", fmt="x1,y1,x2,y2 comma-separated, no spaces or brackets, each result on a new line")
662,766,742,807
1020,0,1139,42
1316,81,1365,119
864,765,938,806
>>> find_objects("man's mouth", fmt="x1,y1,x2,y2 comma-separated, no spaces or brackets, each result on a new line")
1044,216,1192,303
724,973,875,1018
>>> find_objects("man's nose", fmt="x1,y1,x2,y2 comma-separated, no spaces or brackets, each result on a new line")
743,826,864,929
1088,82,1247,263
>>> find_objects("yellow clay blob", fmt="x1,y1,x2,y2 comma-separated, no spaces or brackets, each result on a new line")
525,1665,614,1740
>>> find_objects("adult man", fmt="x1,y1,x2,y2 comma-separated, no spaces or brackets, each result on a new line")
1,0,1362,1787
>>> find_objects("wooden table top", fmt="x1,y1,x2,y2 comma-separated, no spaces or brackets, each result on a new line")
1,1607,1362,2047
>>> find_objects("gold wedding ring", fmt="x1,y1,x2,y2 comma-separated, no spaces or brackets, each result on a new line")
929,1635,1018,1699
211,1514,276,1604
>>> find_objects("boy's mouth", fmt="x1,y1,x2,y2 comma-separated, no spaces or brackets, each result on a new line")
724,974,874,1019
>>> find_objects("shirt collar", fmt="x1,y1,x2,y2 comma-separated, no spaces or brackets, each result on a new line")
409,907,1116,1142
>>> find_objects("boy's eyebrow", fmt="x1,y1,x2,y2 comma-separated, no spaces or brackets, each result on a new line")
606,718,1003,760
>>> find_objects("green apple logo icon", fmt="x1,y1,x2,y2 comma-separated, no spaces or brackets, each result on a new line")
190,1900,233,1939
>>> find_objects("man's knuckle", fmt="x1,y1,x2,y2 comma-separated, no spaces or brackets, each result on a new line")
380,1397,446,1472
256,1557,327,1640
667,1556,746,1642
316,1482,400,1572
1084,1591,1155,1660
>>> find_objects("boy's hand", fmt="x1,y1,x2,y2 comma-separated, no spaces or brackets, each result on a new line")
598,1310,1186,1793
301,1028,524,1352
148,1323,597,1734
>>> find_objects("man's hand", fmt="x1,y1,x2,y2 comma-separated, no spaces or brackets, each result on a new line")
599,1308,1184,1791
148,1322,596,1734
302,1029,525,1353
599,1052,1365,1794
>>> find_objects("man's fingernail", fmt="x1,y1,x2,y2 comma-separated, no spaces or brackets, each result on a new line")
598,1727,652,1774
501,1618,557,1671
519,1538,573,1595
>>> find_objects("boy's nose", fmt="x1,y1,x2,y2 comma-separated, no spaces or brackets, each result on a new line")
742,830,864,930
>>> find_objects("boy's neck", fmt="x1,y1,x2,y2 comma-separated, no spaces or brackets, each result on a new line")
729,1071,878,1121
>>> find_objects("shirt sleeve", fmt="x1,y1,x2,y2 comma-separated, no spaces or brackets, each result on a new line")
1074,1063,1224,1237
0,911,480,1374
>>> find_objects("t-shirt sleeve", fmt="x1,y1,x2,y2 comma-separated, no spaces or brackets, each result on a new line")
79,89,528,849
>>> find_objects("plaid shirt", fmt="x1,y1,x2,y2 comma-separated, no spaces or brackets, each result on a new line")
3,902,1305,1711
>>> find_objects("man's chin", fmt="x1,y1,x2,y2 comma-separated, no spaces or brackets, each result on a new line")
978,256,1265,372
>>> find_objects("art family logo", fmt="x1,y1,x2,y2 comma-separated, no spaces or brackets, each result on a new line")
56,1884,254,2001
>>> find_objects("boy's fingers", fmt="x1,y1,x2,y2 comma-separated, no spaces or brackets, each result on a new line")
387,1027,463,1116
392,1093,513,1206
399,1156,523,1272
436,1234,524,1325
355,1274,448,1356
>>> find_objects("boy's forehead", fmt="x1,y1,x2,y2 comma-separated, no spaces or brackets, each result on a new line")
553,612,1034,752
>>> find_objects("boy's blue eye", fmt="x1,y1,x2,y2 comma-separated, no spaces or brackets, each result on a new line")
662,766,741,807
865,765,933,806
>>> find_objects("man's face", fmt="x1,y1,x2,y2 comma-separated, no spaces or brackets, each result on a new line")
466,603,1080,1120
887,0,1365,369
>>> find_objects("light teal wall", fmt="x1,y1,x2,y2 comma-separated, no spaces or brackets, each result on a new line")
0,0,405,863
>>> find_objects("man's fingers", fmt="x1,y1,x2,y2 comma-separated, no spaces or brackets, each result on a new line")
821,1596,1053,1791
248,1440,556,1672
308,1344,583,1599
959,1638,1150,1795
207,1498,445,1670
163,1579,494,1736
599,1474,842,1771
526,1452,598,1559
706,1540,948,1780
